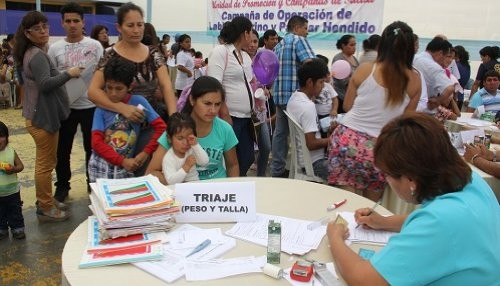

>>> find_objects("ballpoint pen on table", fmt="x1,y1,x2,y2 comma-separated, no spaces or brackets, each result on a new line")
326,199,347,211
355,200,381,229
186,239,211,257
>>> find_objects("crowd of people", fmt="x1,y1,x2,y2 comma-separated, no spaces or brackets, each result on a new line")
0,2,499,283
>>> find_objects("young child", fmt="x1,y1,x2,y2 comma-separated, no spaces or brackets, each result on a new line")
88,58,166,182
315,55,339,137
0,121,25,240
162,112,209,184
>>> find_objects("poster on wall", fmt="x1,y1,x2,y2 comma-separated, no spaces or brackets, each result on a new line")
207,0,385,37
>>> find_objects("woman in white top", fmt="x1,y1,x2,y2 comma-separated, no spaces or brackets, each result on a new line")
207,16,255,176
174,34,194,96
328,21,421,202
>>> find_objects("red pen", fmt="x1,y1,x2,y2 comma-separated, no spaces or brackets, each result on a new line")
327,199,347,211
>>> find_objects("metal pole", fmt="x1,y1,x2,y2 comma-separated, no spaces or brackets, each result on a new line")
36,0,41,11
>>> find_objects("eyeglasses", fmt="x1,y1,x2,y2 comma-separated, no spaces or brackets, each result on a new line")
27,24,50,33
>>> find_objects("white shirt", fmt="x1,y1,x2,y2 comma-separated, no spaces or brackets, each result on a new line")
315,81,338,116
413,51,454,98
207,44,254,118
175,50,194,91
47,37,103,109
287,91,325,165
162,143,209,185
342,64,410,137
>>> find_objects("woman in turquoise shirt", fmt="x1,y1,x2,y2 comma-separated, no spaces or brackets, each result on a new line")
327,113,500,286
146,76,239,184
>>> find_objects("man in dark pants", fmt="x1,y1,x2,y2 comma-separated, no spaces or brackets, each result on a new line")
48,2,103,202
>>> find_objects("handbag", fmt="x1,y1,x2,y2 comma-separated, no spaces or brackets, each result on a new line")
232,50,260,143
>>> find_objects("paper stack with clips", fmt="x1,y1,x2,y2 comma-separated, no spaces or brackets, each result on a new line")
79,216,167,268
88,175,180,240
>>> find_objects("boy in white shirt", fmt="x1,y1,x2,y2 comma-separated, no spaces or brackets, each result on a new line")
287,59,330,179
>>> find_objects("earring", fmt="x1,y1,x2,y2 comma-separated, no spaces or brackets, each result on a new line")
410,186,415,196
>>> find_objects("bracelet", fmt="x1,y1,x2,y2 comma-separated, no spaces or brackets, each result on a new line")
470,154,481,165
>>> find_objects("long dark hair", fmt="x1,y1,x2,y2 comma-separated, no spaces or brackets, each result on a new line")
182,76,226,115
376,21,415,107
13,11,48,68
219,16,252,44
375,112,471,203
454,45,470,70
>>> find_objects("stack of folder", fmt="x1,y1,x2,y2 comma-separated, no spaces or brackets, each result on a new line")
89,175,180,240
79,216,167,268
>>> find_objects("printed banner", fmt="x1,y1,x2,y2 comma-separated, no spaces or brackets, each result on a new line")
207,0,385,36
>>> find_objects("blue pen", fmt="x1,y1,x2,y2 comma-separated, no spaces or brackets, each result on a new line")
186,239,211,257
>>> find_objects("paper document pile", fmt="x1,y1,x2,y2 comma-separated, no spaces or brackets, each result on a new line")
79,216,167,268
89,175,179,239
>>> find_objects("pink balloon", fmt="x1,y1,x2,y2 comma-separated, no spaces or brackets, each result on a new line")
331,60,351,80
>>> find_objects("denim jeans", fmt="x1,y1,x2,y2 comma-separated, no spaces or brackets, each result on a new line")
26,120,58,211
256,122,271,176
271,105,289,176
0,191,24,230
231,117,255,176
55,107,94,197
312,158,329,180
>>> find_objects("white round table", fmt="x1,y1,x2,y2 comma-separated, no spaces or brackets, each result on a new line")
61,177,393,286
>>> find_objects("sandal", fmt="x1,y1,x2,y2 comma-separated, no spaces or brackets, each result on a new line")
36,207,70,222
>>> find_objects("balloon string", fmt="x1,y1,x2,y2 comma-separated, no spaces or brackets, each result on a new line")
266,99,273,137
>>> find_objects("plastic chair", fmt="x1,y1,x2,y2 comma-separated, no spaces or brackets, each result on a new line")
283,110,326,183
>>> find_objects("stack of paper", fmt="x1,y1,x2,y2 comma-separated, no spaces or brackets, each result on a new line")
89,175,179,239
225,213,326,255
79,217,167,268
337,211,397,245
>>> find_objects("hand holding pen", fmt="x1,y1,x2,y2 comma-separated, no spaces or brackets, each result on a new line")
354,201,381,229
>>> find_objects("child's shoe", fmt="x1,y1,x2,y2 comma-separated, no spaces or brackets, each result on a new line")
0,229,8,240
11,228,25,240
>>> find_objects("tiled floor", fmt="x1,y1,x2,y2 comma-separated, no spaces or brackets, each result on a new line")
0,108,91,285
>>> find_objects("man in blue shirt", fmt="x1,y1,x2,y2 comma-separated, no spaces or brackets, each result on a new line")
271,16,315,177
467,70,500,116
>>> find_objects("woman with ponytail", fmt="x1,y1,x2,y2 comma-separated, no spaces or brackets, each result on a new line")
327,21,421,202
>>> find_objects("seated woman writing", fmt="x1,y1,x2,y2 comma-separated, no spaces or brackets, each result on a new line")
327,112,499,286
146,76,239,184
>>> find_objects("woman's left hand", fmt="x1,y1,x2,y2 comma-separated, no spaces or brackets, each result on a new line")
464,143,482,162
327,221,349,241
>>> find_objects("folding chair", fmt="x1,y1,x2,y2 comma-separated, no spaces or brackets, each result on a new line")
283,110,326,183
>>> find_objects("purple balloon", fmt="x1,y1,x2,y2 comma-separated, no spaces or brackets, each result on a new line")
252,50,279,85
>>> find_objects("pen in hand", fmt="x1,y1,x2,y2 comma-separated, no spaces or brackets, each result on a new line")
355,200,381,229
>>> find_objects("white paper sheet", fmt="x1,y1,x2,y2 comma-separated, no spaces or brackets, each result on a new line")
134,225,236,283
184,256,266,281
225,213,326,255
337,212,396,245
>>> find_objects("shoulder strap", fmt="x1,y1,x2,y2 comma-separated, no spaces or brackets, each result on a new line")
232,50,254,110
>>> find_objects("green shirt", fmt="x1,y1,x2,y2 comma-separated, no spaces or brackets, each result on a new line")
158,117,238,180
